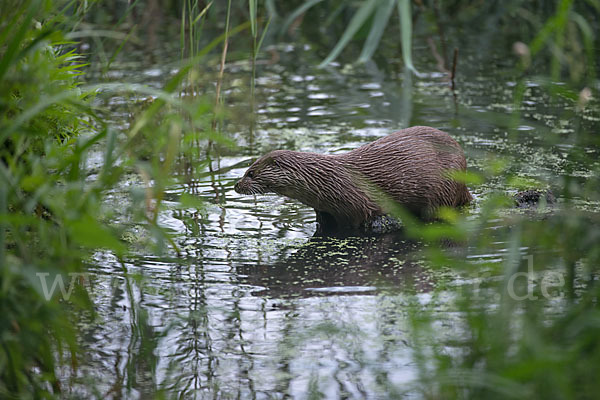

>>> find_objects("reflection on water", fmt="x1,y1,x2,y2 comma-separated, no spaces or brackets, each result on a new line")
237,235,432,298
73,32,599,398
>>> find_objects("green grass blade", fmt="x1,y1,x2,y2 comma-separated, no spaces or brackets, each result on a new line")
280,0,323,36
101,128,117,185
570,11,595,79
249,0,257,37
15,28,55,62
358,0,396,63
68,215,126,255
0,0,40,81
265,0,278,18
180,0,186,59
529,0,573,56
193,20,251,60
0,92,81,141
324,2,347,28
318,0,379,68
255,16,273,62
0,183,5,266
104,26,137,73
397,0,420,76
193,1,213,25
114,0,142,27
65,30,133,41
0,4,27,55
584,0,600,11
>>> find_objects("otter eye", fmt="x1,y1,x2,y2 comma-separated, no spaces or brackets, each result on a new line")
247,171,254,178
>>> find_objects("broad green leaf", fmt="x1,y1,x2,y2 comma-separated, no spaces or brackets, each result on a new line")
68,215,126,255
178,193,206,209
447,170,484,185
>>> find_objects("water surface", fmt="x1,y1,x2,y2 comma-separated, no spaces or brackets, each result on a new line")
74,28,599,398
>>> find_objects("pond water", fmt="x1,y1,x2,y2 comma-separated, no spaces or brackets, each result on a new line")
73,26,598,398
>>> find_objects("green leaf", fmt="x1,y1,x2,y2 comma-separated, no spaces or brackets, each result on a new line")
529,0,573,56
105,25,137,73
249,0,257,37
318,0,379,68
358,0,396,63
255,16,273,61
0,91,81,143
447,170,484,185
0,0,40,81
397,0,420,76
280,0,323,36
178,193,206,210
68,215,126,255
193,1,213,25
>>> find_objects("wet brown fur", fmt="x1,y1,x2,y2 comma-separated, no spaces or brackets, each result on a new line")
234,126,472,230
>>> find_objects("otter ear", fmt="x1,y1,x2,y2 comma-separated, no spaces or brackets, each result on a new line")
268,156,281,168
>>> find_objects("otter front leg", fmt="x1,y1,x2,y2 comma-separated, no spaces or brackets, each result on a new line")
315,210,338,234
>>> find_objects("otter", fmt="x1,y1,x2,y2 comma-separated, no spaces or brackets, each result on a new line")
234,126,472,233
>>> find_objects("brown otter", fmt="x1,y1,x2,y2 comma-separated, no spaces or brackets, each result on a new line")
234,126,472,233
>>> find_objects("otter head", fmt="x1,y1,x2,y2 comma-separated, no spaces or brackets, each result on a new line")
234,150,299,196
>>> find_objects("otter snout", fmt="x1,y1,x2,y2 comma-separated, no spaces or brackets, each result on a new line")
234,176,259,195
234,175,268,195
234,179,246,194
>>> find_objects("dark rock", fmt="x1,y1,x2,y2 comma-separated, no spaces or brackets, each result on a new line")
514,189,556,209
